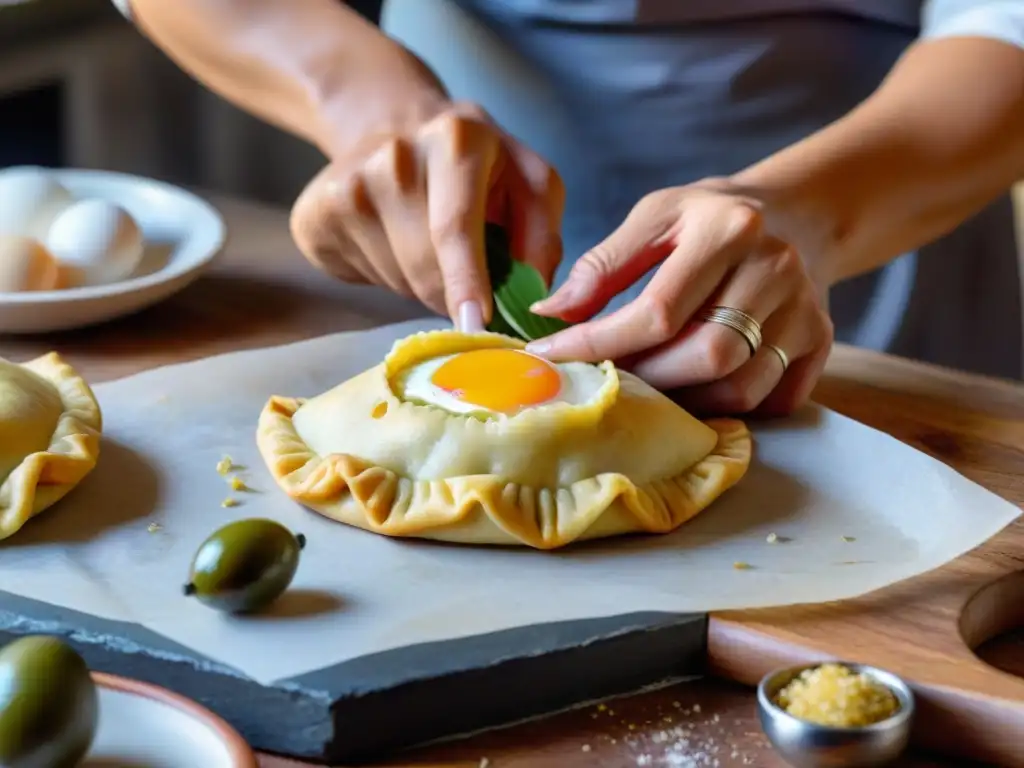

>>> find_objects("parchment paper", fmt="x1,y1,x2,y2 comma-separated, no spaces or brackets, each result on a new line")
2,318,1019,685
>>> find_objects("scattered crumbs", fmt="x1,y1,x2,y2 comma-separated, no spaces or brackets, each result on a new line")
663,716,673,723
478,759,489,768
672,701,681,708
608,709,615,716
229,475,250,492
692,704,701,713
839,560,863,566
221,498,239,508
629,723,637,730
842,535,856,543
766,532,778,543
712,714,719,723
611,739,617,745
581,744,591,752
146,522,162,533
732,561,752,570
216,456,234,475
591,713,599,719
597,704,607,711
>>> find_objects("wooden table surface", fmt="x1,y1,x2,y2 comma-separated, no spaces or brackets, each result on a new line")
2,195,1017,768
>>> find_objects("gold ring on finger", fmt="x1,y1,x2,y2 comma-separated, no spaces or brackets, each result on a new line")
766,343,789,372
697,306,763,357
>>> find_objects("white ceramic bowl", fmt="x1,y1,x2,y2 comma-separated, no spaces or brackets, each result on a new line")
0,167,226,334
85,672,258,768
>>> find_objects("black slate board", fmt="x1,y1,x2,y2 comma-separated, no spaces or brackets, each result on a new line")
0,590,706,764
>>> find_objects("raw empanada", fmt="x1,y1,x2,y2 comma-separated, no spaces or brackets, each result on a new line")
257,329,751,549
0,352,102,540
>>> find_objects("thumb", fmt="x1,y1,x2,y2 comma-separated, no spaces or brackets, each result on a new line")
532,196,674,322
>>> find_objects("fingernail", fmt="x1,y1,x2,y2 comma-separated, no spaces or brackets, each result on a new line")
525,340,552,356
457,301,484,333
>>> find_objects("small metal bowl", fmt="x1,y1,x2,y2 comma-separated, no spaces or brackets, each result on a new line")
757,661,916,767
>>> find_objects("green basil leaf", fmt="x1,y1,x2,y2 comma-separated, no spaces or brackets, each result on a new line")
484,224,571,341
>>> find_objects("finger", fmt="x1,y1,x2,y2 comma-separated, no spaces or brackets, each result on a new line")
423,112,502,323
533,197,762,324
361,137,447,315
756,307,835,417
505,143,565,287
627,237,802,387
290,166,376,285
528,225,778,365
325,169,414,297
668,304,812,415
530,193,675,322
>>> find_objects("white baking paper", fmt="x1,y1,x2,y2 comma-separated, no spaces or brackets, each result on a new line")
1,318,1019,685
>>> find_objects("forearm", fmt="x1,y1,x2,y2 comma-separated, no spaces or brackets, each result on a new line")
126,0,448,155
733,36,1024,286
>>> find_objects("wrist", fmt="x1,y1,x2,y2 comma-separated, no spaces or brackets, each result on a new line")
311,45,452,160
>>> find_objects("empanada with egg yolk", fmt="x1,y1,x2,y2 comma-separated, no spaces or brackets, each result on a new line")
256,329,751,549
0,353,102,540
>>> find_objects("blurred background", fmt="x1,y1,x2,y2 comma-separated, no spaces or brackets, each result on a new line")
1,0,1022,289
0,0,327,204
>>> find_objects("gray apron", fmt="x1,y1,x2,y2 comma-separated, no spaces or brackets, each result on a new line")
384,0,1022,379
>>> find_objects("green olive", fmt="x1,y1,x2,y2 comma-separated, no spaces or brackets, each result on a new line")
183,518,306,614
0,635,98,768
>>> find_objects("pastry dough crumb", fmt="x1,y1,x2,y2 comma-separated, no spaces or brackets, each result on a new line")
216,456,234,475
733,561,753,570
478,759,489,768
221,497,239,508
147,522,162,533
581,744,591,752
371,400,389,419
842,535,856,542
766,532,778,543
229,475,250,492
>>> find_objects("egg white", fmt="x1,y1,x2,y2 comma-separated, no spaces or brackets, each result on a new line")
396,352,607,416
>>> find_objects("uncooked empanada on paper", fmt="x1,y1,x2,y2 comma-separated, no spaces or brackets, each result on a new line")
257,329,751,549
0,352,102,540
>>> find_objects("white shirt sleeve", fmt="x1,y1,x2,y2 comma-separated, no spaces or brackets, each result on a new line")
110,0,132,19
921,0,1024,50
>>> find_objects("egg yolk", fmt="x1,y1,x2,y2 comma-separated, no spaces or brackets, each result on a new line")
431,348,562,413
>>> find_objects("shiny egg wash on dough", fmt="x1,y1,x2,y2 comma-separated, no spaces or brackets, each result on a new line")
396,348,607,416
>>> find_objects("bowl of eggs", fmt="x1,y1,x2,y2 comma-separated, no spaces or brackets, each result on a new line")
0,165,226,334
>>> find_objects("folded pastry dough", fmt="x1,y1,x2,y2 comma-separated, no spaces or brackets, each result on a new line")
257,329,751,549
0,352,102,540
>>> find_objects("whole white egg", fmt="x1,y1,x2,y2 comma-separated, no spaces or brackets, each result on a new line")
0,235,61,293
44,199,144,287
397,349,607,416
0,167,75,239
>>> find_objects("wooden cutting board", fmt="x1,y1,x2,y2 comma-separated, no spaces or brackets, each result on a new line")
709,347,1024,767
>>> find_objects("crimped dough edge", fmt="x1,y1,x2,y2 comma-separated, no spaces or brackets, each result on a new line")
256,391,751,549
0,352,103,540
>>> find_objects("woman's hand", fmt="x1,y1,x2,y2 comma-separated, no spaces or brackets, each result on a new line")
290,99,565,330
526,180,834,416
